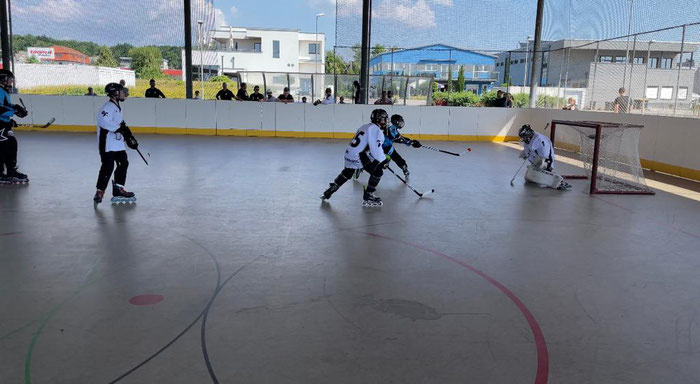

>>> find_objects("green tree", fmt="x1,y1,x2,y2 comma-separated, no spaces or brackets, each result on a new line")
371,44,386,57
129,46,163,79
95,46,118,67
27,56,40,64
158,46,183,69
325,50,347,74
110,43,134,63
446,70,453,93
457,66,465,93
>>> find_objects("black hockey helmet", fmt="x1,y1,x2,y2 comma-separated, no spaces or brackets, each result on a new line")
519,124,535,143
105,82,124,99
370,108,389,127
390,114,404,129
0,69,14,90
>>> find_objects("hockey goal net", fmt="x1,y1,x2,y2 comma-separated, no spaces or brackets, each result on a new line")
549,120,655,195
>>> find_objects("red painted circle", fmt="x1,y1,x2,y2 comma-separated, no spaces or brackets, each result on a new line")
129,294,164,306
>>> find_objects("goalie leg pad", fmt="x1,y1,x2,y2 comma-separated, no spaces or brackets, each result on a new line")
524,165,564,189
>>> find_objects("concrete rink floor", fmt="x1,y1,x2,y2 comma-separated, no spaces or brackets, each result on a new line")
1,131,700,384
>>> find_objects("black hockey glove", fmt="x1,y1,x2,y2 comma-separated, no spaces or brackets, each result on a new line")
411,140,422,148
10,119,17,127
12,104,28,118
125,135,139,150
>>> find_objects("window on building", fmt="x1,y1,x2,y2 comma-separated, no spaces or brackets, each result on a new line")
614,56,627,63
660,86,673,100
645,87,658,99
661,57,672,69
273,40,280,58
254,43,261,52
678,87,688,100
633,57,645,64
599,56,613,63
648,57,658,68
309,43,318,54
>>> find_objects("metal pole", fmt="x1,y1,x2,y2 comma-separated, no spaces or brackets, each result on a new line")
0,0,11,73
198,20,204,98
184,0,193,99
556,47,565,108
622,0,634,89
673,24,686,115
315,17,319,75
524,38,530,86
642,40,652,114
506,51,511,93
627,35,637,113
528,0,545,108
561,47,570,108
589,41,600,110
8,0,14,73
359,0,372,104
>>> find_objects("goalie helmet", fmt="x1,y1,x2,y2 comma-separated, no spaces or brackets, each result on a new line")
105,82,124,101
0,69,15,91
370,108,389,128
519,124,535,143
390,114,405,129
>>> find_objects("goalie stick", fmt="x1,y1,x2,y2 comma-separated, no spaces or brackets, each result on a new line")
386,166,434,198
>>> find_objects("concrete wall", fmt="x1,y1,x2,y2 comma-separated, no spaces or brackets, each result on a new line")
13,95,700,180
15,64,136,89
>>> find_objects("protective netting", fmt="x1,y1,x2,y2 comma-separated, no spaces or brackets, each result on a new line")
567,125,653,194
10,0,221,98
335,0,700,117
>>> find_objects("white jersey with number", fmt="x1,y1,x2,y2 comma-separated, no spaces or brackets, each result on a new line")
523,132,555,168
96,100,125,153
344,123,386,169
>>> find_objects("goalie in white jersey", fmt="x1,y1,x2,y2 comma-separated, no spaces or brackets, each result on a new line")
518,124,571,190
321,109,389,207
93,82,140,205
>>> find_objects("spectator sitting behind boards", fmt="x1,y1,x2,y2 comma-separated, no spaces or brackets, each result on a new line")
614,87,630,114
339,96,346,104
145,79,166,98
353,80,360,104
301,97,308,103
374,91,391,105
277,87,294,103
387,90,395,104
314,88,335,105
563,97,577,110
236,82,249,101
493,90,507,107
505,92,514,108
215,82,235,101
249,85,264,101
194,90,201,99
265,89,276,102
85,87,95,96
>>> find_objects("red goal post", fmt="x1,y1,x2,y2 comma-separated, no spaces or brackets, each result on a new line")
549,120,655,195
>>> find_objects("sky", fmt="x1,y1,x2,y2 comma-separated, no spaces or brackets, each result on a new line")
10,0,700,52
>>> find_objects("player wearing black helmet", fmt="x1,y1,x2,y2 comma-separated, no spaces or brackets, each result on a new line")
320,108,389,207
93,82,139,205
0,69,30,184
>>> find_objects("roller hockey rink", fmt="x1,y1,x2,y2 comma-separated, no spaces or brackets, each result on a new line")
2,132,700,383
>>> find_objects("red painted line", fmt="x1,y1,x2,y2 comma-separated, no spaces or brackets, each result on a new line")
352,229,549,384
129,294,164,306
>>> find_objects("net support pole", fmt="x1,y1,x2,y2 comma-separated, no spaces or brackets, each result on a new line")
590,124,603,194
589,41,600,110
184,0,193,99
673,24,686,116
0,0,10,72
528,0,545,108
359,0,372,104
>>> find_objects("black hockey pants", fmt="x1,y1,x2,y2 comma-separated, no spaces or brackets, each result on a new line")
0,133,18,174
334,152,384,193
389,149,407,169
96,150,129,191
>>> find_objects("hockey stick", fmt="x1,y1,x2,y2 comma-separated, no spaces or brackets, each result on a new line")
386,166,434,198
135,148,149,165
510,158,528,186
421,144,461,157
16,117,55,129
17,99,55,128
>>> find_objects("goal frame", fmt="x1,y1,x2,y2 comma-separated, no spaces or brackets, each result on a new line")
549,119,655,195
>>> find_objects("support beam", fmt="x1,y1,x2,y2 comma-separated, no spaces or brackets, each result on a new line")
528,0,545,108
184,0,193,99
0,0,11,72
359,0,372,104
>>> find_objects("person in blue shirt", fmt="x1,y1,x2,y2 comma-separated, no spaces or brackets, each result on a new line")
0,69,29,184
355,114,421,179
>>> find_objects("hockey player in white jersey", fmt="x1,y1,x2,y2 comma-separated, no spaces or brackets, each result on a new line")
321,108,389,207
518,124,571,190
93,82,140,205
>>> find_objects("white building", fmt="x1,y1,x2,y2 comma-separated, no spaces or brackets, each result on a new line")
183,25,325,80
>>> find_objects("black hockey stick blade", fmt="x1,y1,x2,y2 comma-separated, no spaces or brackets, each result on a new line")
136,148,149,165
387,166,434,198
422,145,460,156
38,117,55,129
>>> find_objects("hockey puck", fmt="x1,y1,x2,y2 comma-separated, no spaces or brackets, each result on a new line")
467,148,471,152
